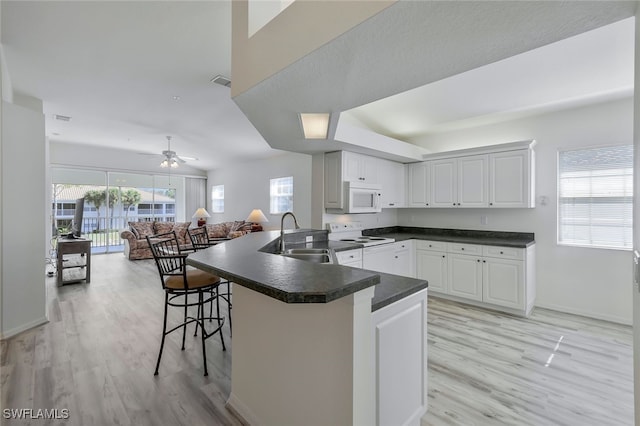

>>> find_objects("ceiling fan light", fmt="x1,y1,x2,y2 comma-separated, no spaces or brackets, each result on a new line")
160,159,169,168
170,159,179,168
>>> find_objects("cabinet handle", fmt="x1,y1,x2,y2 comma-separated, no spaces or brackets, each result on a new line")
442,255,445,258
477,259,480,262
490,203,493,206
428,244,432,247
461,248,464,251
453,203,456,206
457,203,461,206
500,251,504,254
389,203,395,206
483,260,486,263
395,256,398,259
426,203,429,206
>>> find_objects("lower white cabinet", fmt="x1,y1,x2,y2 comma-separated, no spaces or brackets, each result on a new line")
416,246,448,293
335,248,363,268
392,240,415,278
415,240,535,316
372,288,428,426
447,253,483,301
362,242,415,278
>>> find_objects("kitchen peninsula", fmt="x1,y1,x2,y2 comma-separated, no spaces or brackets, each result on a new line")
187,229,429,426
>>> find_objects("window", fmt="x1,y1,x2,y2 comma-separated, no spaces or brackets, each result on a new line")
211,185,224,213
558,145,633,250
270,176,293,214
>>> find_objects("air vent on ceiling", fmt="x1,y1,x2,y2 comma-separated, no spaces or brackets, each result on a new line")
54,114,72,122
210,75,231,87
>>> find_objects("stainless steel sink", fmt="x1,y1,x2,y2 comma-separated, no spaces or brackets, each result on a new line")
281,248,334,264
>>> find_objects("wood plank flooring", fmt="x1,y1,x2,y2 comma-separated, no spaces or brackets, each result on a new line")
1,253,634,425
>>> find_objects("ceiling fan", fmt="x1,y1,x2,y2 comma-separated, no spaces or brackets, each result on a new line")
140,136,197,168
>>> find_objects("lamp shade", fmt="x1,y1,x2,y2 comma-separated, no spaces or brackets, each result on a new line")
246,209,268,223
192,208,211,219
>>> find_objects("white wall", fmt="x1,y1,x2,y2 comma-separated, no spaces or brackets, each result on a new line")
400,97,633,324
207,152,313,230
2,99,48,338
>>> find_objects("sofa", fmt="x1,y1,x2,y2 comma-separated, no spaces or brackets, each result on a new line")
120,220,252,260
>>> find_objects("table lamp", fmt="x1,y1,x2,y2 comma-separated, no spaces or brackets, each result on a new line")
246,209,268,231
192,208,211,227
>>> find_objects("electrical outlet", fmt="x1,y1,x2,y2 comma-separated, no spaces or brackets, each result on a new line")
481,216,488,225
305,236,313,243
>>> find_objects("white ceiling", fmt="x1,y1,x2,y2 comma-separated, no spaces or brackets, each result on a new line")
1,1,637,170
1,0,275,171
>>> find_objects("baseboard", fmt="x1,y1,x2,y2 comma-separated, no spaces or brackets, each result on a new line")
534,302,631,326
0,316,49,340
226,393,263,426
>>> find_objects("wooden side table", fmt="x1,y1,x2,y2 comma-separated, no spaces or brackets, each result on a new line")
57,238,91,286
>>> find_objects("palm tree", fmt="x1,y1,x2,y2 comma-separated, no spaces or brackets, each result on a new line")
84,189,106,232
121,189,141,224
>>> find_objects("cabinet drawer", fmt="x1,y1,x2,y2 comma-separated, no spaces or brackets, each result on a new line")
447,243,482,255
415,240,447,251
482,246,524,260
336,249,362,264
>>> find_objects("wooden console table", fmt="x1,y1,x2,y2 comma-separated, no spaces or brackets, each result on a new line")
57,238,91,286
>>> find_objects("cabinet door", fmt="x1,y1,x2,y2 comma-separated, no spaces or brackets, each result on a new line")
324,151,343,208
489,149,533,208
379,159,406,208
416,250,447,293
372,289,427,426
392,241,414,277
430,159,457,207
363,245,395,274
361,155,378,183
482,257,524,309
447,254,482,301
458,155,488,207
342,151,363,182
408,162,430,207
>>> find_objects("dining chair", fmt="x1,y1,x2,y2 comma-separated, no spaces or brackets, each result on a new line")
147,231,226,376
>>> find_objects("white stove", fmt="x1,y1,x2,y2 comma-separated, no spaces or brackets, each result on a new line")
327,223,395,247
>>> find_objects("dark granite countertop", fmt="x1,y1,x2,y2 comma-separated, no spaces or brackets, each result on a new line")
186,229,428,309
364,226,535,248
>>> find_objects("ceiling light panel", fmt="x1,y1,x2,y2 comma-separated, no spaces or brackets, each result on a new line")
300,113,330,139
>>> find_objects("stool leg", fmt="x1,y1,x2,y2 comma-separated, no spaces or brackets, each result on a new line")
227,283,232,337
199,290,208,376
216,287,226,352
154,293,169,375
194,298,200,337
182,293,188,350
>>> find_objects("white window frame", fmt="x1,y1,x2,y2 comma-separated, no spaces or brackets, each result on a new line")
270,176,293,214
211,184,225,213
557,144,633,251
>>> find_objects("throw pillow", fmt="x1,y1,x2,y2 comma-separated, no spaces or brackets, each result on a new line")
230,220,252,233
130,221,155,239
154,221,174,236
172,222,190,244
206,223,229,239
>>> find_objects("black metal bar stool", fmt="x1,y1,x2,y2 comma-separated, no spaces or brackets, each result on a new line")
187,227,233,336
147,231,226,376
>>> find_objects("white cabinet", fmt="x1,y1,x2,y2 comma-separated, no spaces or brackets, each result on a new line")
415,241,448,294
489,149,535,208
342,151,378,183
362,244,395,274
458,155,489,207
414,240,535,316
447,253,483,301
430,158,457,207
430,156,488,208
378,159,406,208
407,162,430,207
372,288,428,426
392,241,414,278
335,248,363,268
482,257,524,310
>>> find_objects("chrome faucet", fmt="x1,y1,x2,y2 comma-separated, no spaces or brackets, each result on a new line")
279,211,300,253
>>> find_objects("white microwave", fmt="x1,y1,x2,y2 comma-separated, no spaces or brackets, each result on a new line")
345,181,382,213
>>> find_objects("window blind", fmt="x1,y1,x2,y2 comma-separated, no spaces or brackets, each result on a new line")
558,145,633,250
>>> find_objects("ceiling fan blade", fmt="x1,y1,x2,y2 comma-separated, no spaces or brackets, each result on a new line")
178,155,198,162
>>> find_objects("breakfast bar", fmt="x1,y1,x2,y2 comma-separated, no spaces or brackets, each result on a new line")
187,229,428,426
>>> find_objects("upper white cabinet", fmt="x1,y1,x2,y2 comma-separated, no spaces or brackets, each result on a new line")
489,149,535,208
378,159,407,208
409,140,535,209
407,162,430,207
342,151,378,183
430,155,489,208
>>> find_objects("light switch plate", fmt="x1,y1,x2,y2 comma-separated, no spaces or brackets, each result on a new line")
305,236,313,243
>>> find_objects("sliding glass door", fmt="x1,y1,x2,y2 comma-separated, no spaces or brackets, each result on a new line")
51,168,186,254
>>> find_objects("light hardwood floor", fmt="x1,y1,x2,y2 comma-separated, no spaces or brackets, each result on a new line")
1,253,634,425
